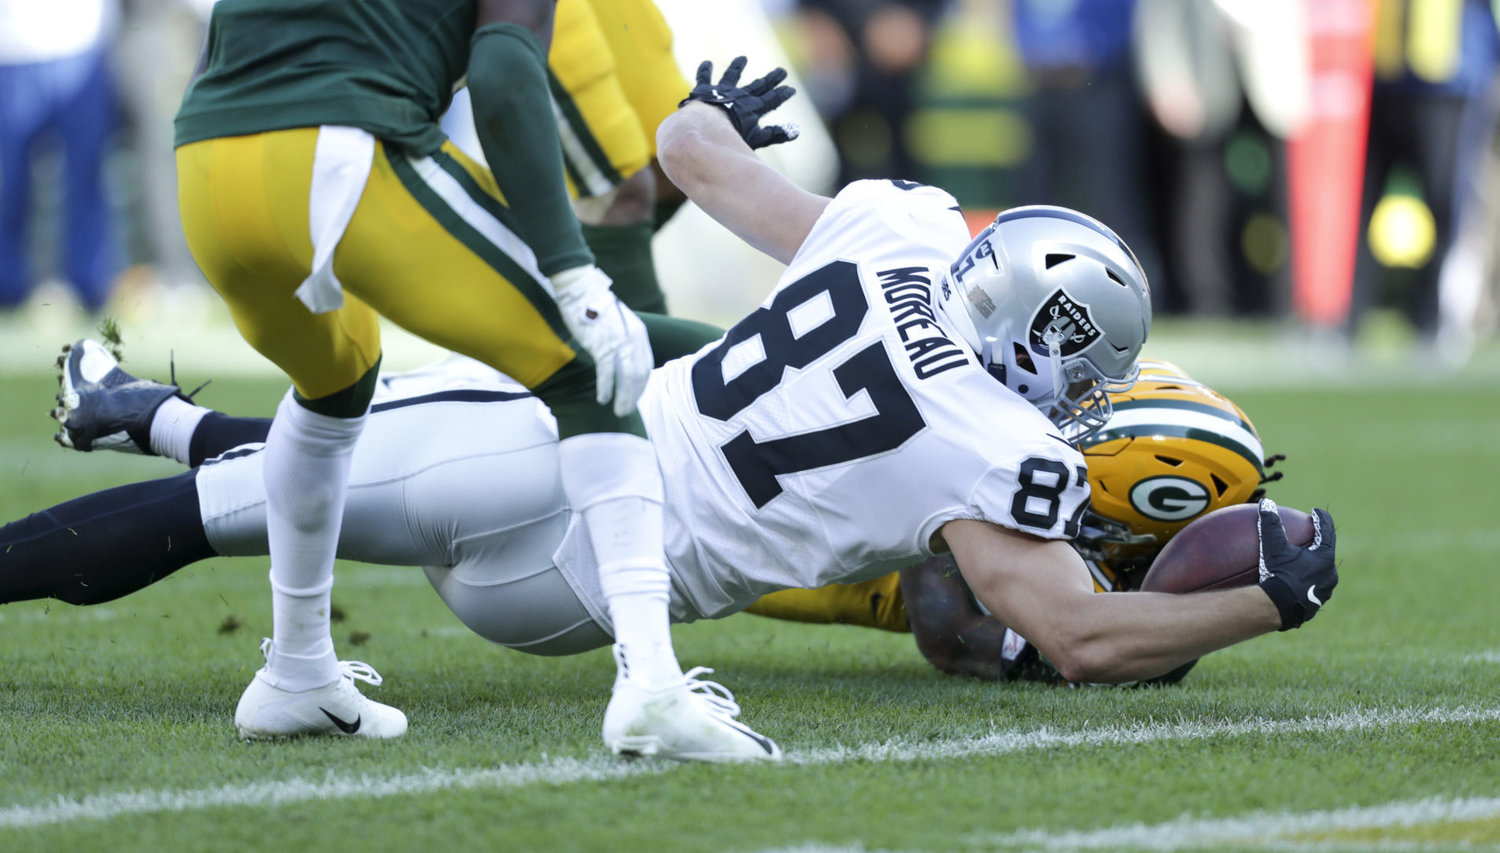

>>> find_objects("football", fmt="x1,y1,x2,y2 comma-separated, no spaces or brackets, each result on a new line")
1139,503,1315,594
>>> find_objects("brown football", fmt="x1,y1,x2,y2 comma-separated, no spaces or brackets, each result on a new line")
1139,504,1315,594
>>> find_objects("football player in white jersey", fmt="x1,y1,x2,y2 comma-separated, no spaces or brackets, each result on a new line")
28,347,1274,687
12,57,1337,752
745,360,1285,686
652,57,1337,683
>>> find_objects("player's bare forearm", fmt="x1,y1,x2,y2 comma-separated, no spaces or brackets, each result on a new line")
1055,585,1280,682
943,519,1281,684
899,557,1016,681
656,103,828,266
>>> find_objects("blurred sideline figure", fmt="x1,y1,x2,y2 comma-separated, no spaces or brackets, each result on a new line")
774,0,945,185
0,0,121,314
111,0,217,297
1351,0,1500,357
20,347,1272,687
1010,0,1163,304
1132,0,1309,318
171,0,777,761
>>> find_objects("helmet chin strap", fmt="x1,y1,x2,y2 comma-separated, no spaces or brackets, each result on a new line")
1040,329,1066,406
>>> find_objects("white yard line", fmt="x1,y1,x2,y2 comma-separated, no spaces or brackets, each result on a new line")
786,705,1500,766
0,760,672,830
761,797,1500,853
975,796,1500,851
2,705,1497,829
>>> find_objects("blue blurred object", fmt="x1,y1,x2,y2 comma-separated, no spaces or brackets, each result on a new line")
1008,0,1160,308
1010,0,1136,71
0,5,120,314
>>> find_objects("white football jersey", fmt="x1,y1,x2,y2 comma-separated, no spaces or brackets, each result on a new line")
579,180,1092,624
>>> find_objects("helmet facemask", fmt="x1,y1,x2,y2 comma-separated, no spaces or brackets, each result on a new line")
981,336,1141,443
1071,509,1165,593
1073,508,1161,579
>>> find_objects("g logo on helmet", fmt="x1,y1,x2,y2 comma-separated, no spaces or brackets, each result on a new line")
1129,476,1211,522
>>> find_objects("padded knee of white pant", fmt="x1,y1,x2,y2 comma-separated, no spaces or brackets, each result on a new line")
558,432,662,510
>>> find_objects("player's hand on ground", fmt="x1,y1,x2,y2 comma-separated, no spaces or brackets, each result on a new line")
680,56,799,149
550,265,652,417
1255,498,1337,631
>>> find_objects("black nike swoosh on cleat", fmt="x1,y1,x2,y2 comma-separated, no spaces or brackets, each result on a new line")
723,718,777,755
321,707,361,734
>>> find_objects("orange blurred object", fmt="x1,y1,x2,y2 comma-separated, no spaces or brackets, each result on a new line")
1286,0,1375,329
964,209,999,237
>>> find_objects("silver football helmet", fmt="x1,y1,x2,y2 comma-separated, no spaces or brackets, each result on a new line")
936,206,1152,440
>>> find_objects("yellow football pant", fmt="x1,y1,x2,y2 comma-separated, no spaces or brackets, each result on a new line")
177,128,593,408
746,574,911,633
551,0,688,198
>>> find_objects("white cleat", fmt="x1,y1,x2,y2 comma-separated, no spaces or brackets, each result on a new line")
601,646,782,763
234,639,408,741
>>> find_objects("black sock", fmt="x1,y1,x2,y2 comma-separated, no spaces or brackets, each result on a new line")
189,412,273,467
0,471,215,605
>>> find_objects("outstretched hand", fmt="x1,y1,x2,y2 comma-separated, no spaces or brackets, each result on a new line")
1256,499,1338,630
680,56,800,149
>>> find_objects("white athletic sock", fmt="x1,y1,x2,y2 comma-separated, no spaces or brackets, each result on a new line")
590,496,679,685
558,432,682,687
148,396,209,464
260,391,365,691
266,572,337,690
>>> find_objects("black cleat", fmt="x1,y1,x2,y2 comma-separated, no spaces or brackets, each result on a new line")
52,339,183,454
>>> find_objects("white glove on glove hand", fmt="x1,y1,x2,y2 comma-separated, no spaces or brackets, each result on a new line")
550,265,653,417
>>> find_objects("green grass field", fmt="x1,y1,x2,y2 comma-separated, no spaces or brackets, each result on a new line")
2,323,1499,852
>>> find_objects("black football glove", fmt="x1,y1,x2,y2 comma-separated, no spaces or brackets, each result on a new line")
680,56,800,149
1255,499,1337,630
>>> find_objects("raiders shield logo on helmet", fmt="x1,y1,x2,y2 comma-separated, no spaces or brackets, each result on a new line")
1028,290,1101,355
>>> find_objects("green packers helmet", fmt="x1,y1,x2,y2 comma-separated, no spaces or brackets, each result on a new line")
1075,360,1272,582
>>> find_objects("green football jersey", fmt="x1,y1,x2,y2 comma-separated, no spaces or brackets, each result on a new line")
175,0,475,154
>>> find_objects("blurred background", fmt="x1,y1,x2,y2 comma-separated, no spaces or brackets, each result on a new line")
3,0,1500,386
